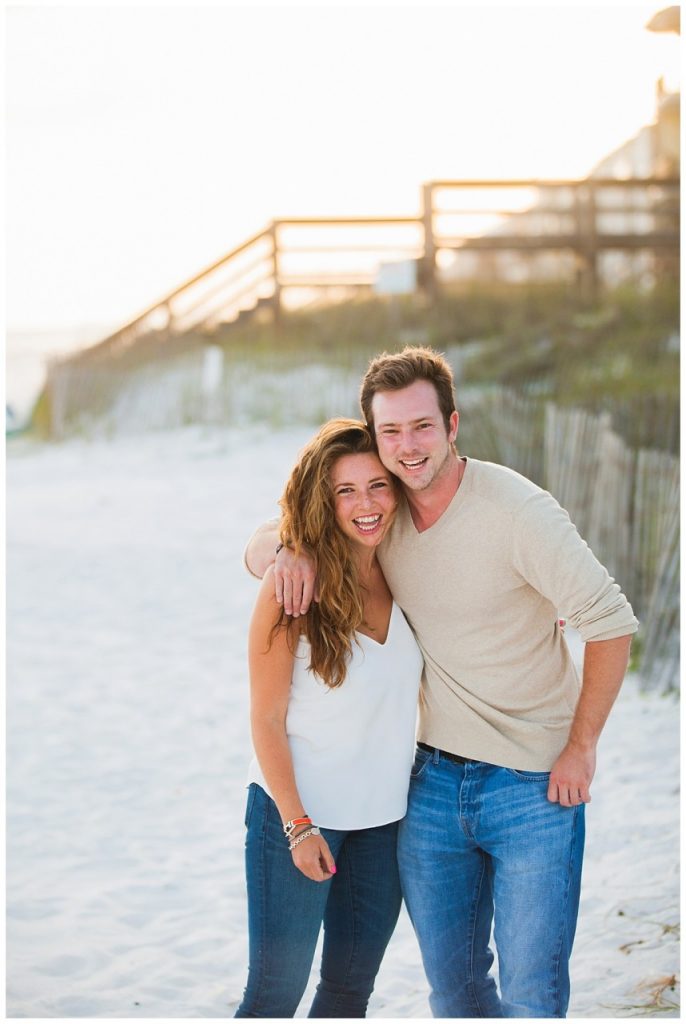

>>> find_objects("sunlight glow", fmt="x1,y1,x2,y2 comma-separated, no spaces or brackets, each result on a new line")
6,4,679,335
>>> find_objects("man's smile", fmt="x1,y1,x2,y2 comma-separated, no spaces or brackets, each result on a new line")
399,457,429,471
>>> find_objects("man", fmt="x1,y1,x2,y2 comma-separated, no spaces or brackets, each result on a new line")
245,346,637,1018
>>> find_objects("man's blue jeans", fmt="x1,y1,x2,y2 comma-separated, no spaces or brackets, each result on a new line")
235,783,402,1018
397,747,585,1018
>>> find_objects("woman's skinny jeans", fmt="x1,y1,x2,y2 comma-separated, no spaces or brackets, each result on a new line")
234,783,402,1018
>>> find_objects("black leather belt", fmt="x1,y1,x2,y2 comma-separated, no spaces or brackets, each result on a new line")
417,741,475,765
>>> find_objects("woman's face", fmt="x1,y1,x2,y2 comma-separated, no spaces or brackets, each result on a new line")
331,452,397,551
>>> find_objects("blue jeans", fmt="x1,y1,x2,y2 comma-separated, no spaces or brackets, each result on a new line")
235,783,402,1017
397,747,585,1018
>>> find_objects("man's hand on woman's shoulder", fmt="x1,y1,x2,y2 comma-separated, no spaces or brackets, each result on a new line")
275,545,318,618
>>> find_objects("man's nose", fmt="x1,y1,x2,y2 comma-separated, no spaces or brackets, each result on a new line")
399,430,418,452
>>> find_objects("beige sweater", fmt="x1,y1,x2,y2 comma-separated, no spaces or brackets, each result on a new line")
379,457,638,771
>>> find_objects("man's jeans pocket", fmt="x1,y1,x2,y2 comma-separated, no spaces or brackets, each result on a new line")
505,768,552,782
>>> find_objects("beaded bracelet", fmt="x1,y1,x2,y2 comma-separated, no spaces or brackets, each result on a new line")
289,826,321,851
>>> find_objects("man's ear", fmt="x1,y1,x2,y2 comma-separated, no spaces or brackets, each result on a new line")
449,411,459,444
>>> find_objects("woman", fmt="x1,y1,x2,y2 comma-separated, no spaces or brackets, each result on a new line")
235,419,423,1018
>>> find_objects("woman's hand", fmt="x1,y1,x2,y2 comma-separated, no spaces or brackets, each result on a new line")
291,831,336,882
275,545,318,618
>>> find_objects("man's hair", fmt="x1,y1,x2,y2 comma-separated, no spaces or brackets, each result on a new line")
359,346,457,433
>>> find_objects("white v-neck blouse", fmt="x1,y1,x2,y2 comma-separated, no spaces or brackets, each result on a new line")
246,602,423,829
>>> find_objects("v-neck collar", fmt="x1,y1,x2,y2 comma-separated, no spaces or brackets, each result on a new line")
356,600,396,648
405,457,470,537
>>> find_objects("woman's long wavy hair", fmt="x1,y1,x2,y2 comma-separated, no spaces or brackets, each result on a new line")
277,418,398,688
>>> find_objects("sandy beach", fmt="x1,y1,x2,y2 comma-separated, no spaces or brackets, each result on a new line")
6,426,679,1018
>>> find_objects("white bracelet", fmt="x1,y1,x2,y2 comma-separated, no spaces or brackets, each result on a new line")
288,826,321,851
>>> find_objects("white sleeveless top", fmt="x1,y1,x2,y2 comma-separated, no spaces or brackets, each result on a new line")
247,602,423,830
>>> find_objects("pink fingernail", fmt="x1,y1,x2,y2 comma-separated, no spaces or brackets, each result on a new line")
330,865,337,874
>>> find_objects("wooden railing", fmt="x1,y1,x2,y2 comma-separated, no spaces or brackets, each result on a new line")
58,177,680,365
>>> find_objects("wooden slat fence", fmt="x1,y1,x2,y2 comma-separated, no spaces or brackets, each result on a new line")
528,404,677,693
639,500,680,695
457,389,545,483
543,405,613,536
585,427,635,594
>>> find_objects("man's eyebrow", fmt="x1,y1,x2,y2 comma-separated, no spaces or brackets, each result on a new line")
376,414,437,427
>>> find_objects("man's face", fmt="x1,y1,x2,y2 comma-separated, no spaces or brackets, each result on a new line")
371,380,458,493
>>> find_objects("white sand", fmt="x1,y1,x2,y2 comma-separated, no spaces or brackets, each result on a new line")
6,426,679,1019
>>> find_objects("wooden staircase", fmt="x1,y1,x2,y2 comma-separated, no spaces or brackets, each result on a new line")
46,176,680,369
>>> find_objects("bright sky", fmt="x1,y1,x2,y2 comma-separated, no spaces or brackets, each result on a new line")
5,1,679,336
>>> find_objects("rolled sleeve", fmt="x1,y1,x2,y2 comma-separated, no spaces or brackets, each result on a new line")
242,541,262,580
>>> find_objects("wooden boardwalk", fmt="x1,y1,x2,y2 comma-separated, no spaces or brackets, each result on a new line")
47,177,679,366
